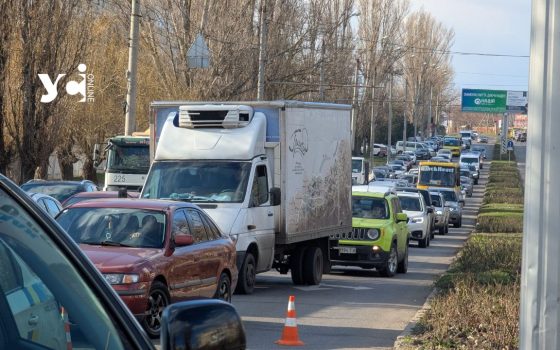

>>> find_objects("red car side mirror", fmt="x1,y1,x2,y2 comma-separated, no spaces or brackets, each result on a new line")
175,234,194,246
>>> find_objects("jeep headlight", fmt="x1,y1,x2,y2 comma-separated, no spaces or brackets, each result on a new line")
411,217,424,223
367,229,380,240
103,273,139,285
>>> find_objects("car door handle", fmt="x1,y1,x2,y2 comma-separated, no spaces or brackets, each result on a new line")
247,225,256,230
28,315,39,326
267,211,273,217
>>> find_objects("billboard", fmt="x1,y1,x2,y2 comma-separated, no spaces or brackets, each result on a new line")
506,91,528,113
461,89,507,113
461,89,528,114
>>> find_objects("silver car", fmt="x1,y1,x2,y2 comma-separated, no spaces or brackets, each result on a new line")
429,192,450,235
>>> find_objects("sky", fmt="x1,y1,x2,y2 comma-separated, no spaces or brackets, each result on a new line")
411,0,531,93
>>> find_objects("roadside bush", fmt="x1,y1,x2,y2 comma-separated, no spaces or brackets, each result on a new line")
477,213,523,233
483,188,524,205
417,277,520,349
454,234,522,274
478,203,524,215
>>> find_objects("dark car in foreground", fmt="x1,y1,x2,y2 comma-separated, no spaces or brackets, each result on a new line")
56,199,238,337
21,179,98,205
0,174,246,349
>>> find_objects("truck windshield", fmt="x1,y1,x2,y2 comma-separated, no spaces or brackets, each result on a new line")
142,161,252,203
352,159,363,173
106,145,150,173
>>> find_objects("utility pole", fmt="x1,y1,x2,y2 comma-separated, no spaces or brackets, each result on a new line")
403,81,408,149
369,68,376,161
124,0,140,136
351,58,360,154
387,74,394,164
319,39,326,101
429,85,433,137
257,0,268,101
520,0,560,347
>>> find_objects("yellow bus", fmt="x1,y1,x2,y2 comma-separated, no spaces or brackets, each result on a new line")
442,137,462,157
417,161,460,191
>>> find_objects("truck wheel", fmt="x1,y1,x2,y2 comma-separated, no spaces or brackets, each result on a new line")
397,242,408,274
235,253,256,295
380,243,398,277
290,247,306,285
302,246,323,285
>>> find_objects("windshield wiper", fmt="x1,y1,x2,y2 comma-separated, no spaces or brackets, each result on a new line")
100,240,133,247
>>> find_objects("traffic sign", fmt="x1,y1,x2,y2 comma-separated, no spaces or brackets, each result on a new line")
507,140,514,151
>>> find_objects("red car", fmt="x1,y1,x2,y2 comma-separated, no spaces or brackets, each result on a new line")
56,199,237,337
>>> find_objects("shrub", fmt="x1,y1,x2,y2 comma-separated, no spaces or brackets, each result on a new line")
477,213,524,233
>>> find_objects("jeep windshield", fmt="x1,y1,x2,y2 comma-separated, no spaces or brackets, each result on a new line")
142,161,252,203
352,196,389,220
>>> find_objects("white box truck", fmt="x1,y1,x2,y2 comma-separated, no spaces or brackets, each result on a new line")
142,101,352,294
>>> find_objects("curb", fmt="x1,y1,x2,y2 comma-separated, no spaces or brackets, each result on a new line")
392,288,438,349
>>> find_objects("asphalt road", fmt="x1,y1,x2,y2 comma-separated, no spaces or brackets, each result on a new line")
229,142,495,350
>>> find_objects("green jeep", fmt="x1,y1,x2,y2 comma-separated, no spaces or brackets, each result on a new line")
330,189,410,277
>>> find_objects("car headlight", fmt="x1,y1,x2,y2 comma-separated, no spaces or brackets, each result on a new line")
103,273,139,285
449,207,457,212
367,229,380,240
411,217,424,223
436,210,443,215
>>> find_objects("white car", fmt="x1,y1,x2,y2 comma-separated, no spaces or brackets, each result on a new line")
403,151,417,164
397,191,431,248
436,149,453,161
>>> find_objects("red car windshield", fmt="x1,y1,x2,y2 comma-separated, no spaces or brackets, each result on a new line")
57,208,166,248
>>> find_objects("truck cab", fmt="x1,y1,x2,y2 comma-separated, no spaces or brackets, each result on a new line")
352,157,370,185
94,136,150,191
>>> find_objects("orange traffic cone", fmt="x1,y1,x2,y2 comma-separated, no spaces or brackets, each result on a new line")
275,295,304,346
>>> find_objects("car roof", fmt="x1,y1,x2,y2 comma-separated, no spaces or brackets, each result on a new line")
24,179,93,185
352,188,391,198
65,198,198,211
68,191,139,199
26,191,61,202
396,191,421,198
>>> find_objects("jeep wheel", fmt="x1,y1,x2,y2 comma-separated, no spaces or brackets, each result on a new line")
380,243,398,277
397,242,408,274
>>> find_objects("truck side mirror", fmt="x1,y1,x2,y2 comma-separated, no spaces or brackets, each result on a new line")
270,187,281,206
161,299,246,350
93,143,101,165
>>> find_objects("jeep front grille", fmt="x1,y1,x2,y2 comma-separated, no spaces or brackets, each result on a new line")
330,228,369,240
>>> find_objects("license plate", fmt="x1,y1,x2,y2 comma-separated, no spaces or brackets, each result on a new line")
338,247,356,254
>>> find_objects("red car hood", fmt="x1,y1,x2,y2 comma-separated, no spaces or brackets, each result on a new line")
80,244,161,273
